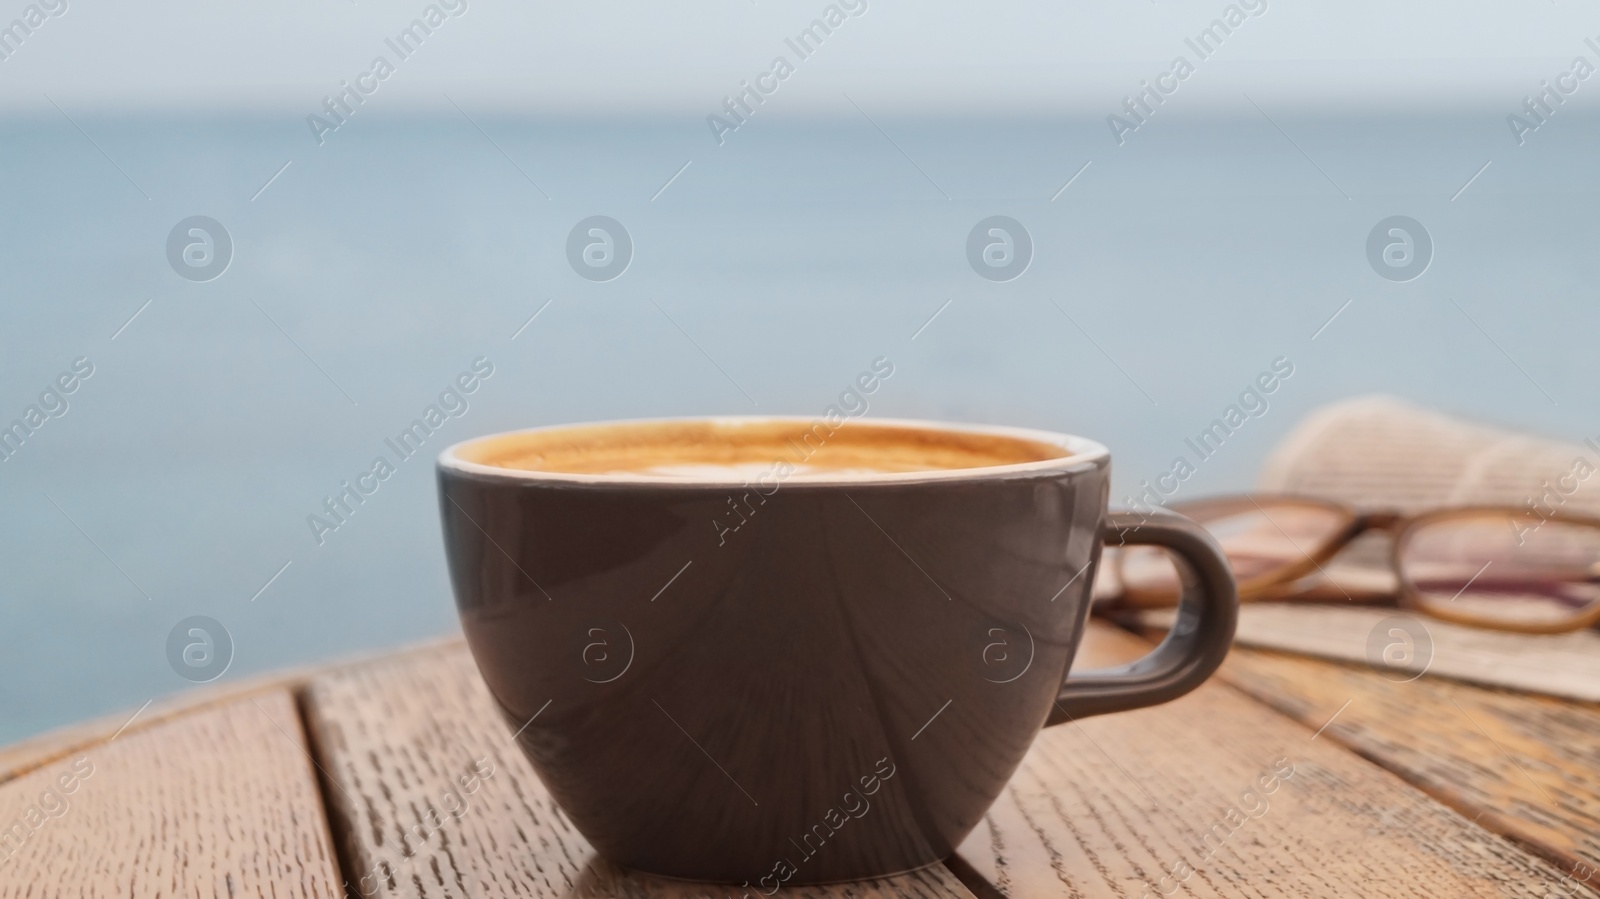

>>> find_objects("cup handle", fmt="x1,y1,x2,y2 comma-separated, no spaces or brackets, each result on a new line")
1045,510,1238,725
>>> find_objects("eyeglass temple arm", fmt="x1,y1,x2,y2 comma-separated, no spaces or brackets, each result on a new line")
1353,509,1403,532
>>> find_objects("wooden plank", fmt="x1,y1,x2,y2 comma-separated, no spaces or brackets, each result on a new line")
0,636,461,787
1140,603,1600,703
301,645,975,898
0,690,343,898
952,621,1577,898
1217,642,1600,892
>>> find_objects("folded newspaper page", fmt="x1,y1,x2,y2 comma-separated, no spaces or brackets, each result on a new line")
1258,394,1600,516
1142,395,1600,700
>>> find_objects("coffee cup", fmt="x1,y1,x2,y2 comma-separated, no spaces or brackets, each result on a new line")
437,416,1236,885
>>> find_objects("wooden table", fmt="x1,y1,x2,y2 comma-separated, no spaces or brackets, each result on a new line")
2,621,1595,897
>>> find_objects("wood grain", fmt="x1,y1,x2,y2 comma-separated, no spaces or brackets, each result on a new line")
1217,643,1600,892
301,645,975,898
7,624,1584,897
0,690,342,898
0,636,459,787
951,621,1577,898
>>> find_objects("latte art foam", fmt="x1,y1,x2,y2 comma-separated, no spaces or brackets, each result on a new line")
453,418,1068,480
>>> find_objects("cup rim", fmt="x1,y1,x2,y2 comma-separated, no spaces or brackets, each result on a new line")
437,416,1109,488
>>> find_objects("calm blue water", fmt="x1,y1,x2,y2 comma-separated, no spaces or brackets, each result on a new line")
3,110,1599,744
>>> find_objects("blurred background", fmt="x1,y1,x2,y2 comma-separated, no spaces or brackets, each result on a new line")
3,0,1599,745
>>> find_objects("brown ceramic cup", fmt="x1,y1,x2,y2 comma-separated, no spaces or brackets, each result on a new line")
437,417,1236,887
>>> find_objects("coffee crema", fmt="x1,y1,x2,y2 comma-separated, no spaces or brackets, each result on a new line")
452,419,1069,479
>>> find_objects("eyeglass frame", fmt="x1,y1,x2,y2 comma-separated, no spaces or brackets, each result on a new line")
1110,493,1600,635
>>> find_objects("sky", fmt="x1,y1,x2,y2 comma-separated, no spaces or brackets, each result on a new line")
0,0,1593,115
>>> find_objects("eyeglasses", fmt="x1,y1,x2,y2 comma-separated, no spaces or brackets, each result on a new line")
1109,494,1600,634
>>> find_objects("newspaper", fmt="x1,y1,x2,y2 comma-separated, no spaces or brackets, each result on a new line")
1142,395,1600,700
1258,395,1600,593
1138,602,1600,702
1257,394,1600,516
